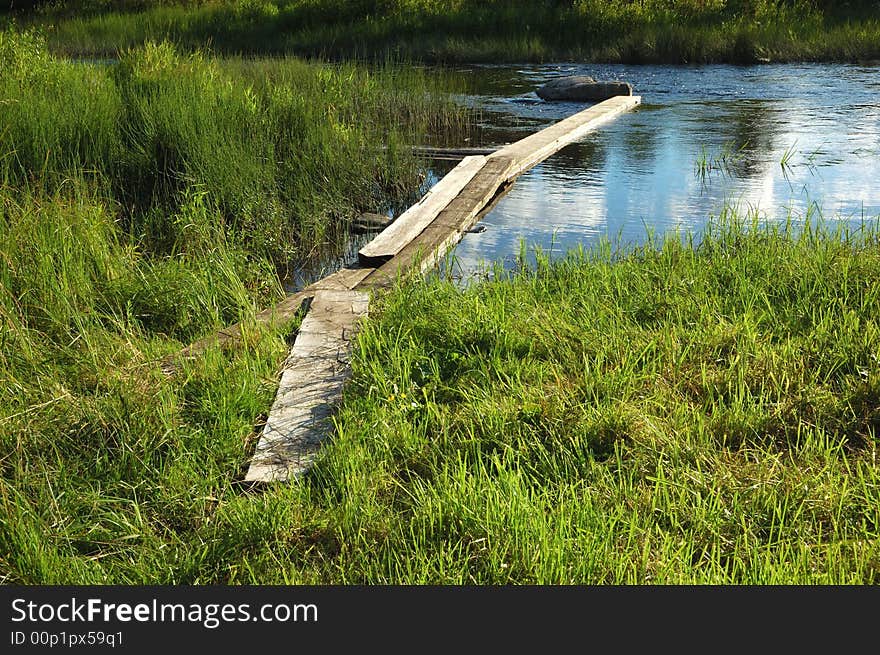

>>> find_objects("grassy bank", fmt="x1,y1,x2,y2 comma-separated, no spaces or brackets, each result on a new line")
1,29,466,271
13,0,880,63
0,29,480,584
3,213,878,583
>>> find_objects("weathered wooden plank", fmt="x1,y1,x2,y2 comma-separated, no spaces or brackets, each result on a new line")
245,289,370,482
358,155,487,265
165,267,373,373
490,95,641,180
410,145,500,159
357,97,640,288
242,95,643,483
358,156,517,288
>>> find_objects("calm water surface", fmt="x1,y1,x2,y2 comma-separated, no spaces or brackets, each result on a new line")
441,63,880,281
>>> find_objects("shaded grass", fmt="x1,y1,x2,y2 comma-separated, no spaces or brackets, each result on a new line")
3,210,879,583
0,30,468,269
16,0,880,64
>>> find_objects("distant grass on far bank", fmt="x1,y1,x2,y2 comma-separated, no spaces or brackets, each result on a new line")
12,0,880,63
3,213,879,583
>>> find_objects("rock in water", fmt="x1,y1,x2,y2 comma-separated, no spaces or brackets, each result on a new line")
536,76,633,102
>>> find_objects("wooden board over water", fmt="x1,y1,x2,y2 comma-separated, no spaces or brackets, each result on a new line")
358,155,518,287
245,289,370,483
491,94,642,179
357,95,641,287
358,155,487,265
192,95,643,482
356,99,643,273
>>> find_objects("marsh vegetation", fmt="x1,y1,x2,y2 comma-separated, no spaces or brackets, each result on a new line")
3,212,879,582
1,7,879,584
10,0,880,64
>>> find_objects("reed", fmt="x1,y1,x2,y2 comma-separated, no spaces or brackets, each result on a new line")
0,30,468,268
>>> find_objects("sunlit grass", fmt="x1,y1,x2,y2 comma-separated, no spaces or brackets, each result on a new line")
3,208,878,583
0,30,468,268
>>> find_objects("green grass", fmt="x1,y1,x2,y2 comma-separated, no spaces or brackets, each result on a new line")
3,210,879,583
0,182,291,583
13,0,880,64
0,29,468,269
2,7,878,585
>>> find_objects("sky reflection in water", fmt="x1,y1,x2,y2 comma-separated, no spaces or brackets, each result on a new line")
446,63,880,281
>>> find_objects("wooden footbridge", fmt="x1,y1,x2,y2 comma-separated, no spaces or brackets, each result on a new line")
170,94,641,482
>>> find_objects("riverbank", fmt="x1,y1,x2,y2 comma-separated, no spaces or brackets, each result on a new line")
0,31,473,583
3,214,879,583
0,30,469,274
2,14,878,584
10,0,880,64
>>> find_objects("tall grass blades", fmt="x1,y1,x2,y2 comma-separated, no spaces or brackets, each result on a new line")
0,26,475,585
0,30,467,267
3,210,879,583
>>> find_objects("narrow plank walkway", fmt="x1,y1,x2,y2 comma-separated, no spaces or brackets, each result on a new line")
245,289,369,482
359,155,487,265
230,94,642,482
358,95,641,287
492,94,641,180
358,155,518,287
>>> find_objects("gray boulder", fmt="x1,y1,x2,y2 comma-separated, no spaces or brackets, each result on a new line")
536,76,633,102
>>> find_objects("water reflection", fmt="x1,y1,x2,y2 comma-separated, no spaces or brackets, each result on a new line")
621,118,659,174
449,62,880,283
